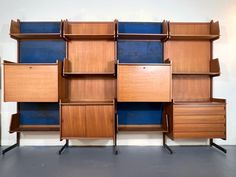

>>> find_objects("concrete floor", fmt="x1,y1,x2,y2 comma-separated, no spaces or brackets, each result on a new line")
0,146,235,177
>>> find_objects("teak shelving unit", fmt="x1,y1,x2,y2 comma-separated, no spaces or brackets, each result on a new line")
2,20,66,155
59,20,117,154
2,19,226,155
164,21,226,153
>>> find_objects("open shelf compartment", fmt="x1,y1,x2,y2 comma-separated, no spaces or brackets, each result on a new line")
9,114,59,133
63,20,116,40
10,20,63,40
117,21,168,40
168,20,220,40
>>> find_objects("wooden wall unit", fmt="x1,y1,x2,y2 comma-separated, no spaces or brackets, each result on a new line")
164,21,226,141
60,20,116,144
3,19,226,155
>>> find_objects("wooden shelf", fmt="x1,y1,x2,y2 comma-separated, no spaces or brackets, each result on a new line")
169,34,219,41
168,21,220,41
118,125,167,132
63,72,115,75
63,20,115,40
10,20,62,40
61,99,114,105
173,99,226,105
172,71,220,76
118,33,167,40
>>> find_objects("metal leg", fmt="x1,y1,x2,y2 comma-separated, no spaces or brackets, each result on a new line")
58,139,69,155
2,132,20,155
210,139,227,153
163,133,173,154
113,113,118,155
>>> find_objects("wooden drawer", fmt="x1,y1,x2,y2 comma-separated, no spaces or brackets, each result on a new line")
117,64,171,102
174,115,225,124
174,104,225,116
173,132,226,139
175,124,225,132
60,102,114,138
4,62,60,102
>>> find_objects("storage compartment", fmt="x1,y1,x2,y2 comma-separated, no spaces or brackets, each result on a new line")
4,61,62,102
166,100,226,139
60,101,114,138
117,63,172,102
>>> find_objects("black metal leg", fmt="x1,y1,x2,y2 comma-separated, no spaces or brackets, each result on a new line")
113,113,118,155
210,139,227,153
58,139,69,155
2,132,20,155
163,133,173,154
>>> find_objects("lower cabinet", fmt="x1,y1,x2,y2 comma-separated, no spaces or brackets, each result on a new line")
60,103,114,139
165,100,226,139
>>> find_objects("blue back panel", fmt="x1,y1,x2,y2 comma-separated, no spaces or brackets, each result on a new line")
118,103,163,125
20,22,60,33
118,22,162,34
19,103,59,125
18,22,65,125
117,22,164,126
118,41,163,63
19,40,65,63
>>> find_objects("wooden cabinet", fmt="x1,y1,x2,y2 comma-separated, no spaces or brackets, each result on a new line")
60,102,114,139
4,61,62,102
117,64,171,102
166,101,226,139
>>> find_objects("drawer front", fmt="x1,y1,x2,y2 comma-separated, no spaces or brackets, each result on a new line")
174,115,225,124
173,132,226,139
174,124,225,132
4,65,58,102
174,104,225,116
118,65,171,102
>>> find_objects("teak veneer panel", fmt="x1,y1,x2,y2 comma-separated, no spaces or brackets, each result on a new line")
61,105,86,137
67,40,115,73
67,76,116,101
86,105,114,137
173,132,225,139
117,65,171,102
65,22,115,35
164,41,211,73
173,75,211,101
4,64,59,102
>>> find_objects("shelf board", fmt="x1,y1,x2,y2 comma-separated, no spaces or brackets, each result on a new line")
61,99,114,105
118,33,168,40
63,71,115,75
169,34,219,40
12,125,59,132
10,33,62,40
117,62,171,66
172,72,220,76
63,34,115,40
118,125,167,132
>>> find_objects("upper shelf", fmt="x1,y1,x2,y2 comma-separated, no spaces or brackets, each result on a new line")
117,21,168,41
10,20,62,40
168,20,220,41
172,58,220,76
63,20,116,40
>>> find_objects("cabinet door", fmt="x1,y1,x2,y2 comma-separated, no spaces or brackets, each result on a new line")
86,105,114,138
118,65,171,102
4,64,59,102
61,105,86,138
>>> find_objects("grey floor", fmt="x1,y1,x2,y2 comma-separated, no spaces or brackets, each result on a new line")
0,146,235,177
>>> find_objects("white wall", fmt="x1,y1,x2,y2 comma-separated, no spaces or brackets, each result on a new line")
1,0,236,146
